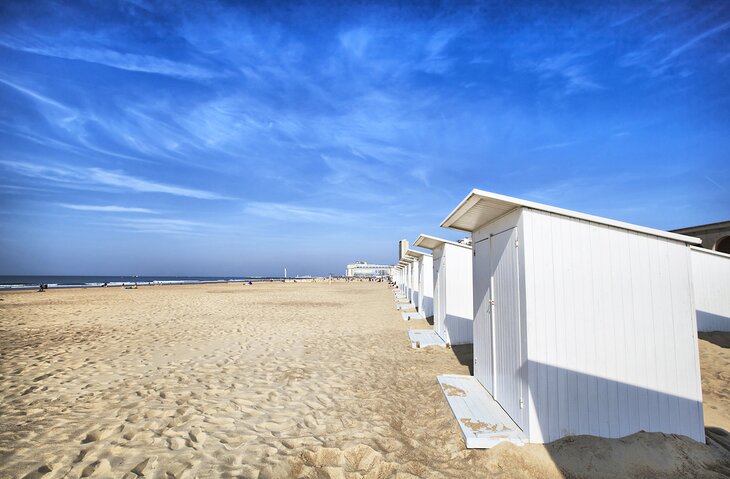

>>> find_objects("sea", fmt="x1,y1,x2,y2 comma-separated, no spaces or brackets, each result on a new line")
0,275,284,290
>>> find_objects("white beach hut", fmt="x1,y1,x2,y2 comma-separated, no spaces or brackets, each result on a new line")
394,264,405,303
436,189,705,446
414,234,473,345
396,258,414,309
396,256,417,310
690,246,730,332
393,265,405,298
400,249,432,320
406,249,433,318
405,257,417,305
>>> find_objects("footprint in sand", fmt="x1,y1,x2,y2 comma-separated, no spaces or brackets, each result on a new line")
131,455,157,475
20,464,54,479
80,459,111,477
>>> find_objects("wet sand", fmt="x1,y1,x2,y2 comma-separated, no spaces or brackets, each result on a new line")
1,282,729,478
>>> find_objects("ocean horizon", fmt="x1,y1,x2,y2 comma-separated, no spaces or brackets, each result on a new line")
0,275,292,290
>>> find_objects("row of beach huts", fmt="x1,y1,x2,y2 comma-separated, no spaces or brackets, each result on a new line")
391,189,730,448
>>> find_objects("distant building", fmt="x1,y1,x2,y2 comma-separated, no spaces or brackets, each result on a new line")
345,261,392,277
398,239,408,260
671,220,730,254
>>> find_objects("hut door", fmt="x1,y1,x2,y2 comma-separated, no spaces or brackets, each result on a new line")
473,236,494,395
491,227,524,429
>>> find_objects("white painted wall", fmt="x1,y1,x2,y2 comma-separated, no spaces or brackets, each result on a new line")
405,264,410,302
433,243,473,345
691,247,730,332
469,207,704,444
410,260,420,307
418,255,434,317
522,209,704,443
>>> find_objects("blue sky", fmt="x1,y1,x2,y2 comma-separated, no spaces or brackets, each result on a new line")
1,1,728,276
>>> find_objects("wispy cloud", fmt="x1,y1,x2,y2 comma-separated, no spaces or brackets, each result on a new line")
0,35,222,80
619,12,730,79
98,217,212,236
0,2,727,273
0,161,230,200
243,202,352,223
703,176,726,192
532,53,603,94
88,168,230,199
59,204,158,214
663,20,730,62
0,77,72,112
530,141,577,152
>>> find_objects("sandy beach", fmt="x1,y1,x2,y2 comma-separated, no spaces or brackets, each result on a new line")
1,282,729,478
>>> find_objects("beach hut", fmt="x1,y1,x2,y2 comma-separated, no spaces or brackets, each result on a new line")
394,262,408,296
393,265,404,295
395,257,417,310
404,257,416,305
690,246,730,332
437,189,705,446
405,248,434,319
414,234,473,345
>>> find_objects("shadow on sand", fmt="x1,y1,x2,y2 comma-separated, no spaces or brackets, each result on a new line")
699,331,730,349
449,343,473,375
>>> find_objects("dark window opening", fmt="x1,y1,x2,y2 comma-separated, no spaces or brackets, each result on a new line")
715,236,730,254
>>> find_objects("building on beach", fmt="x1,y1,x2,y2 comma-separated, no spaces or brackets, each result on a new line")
440,189,705,444
413,234,473,345
398,239,409,260
345,261,392,278
403,248,433,319
402,253,420,307
671,220,730,254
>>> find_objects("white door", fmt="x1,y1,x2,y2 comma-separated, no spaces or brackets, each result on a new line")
491,227,524,428
437,258,448,341
472,237,494,395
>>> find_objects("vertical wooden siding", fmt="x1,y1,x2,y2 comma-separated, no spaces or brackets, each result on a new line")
419,256,434,317
443,243,474,345
412,261,420,307
691,247,730,332
523,209,704,443
472,208,525,401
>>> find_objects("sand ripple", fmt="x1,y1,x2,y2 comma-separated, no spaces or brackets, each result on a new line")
1,283,729,478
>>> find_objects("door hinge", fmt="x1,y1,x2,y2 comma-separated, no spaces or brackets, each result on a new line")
515,239,519,247
519,398,524,409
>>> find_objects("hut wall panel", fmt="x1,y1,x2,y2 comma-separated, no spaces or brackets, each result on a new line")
411,261,420,306
443,243,474,345
523,209,704,443
433,249,447,339
419,255,434,317
691,248,730,332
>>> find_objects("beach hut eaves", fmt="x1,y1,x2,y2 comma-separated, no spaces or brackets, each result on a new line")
414,234,471,251
441,189,702,244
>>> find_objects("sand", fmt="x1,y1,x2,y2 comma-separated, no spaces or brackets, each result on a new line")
1,282,729,478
